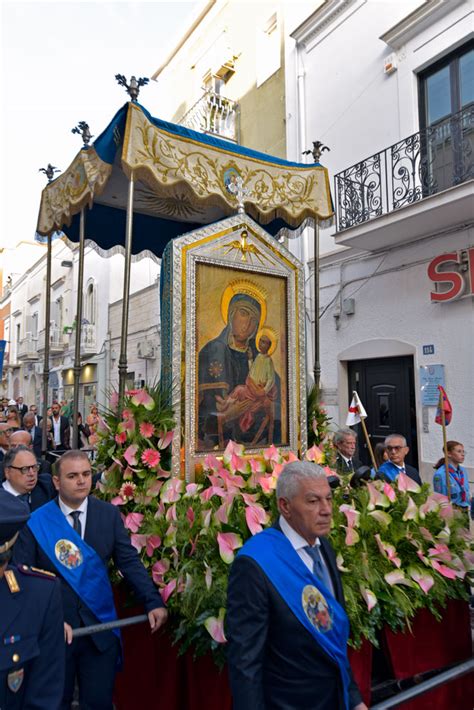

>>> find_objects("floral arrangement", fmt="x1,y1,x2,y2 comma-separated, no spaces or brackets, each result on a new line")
95,386,474,664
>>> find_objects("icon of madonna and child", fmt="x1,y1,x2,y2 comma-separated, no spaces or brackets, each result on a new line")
197,273,288,451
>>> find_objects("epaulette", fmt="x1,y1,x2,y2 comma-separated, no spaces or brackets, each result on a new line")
17,564,56,580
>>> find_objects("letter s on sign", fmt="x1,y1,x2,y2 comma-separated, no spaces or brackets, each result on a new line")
427,252,464,302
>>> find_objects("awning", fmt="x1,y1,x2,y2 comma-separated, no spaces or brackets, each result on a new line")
36,102,333,257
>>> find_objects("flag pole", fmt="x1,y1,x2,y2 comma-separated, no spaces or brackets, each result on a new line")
440,390,451,500
359,415,377,473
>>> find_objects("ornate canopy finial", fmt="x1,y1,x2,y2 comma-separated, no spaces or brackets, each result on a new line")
226,175,249,214
115,74,149,102
303,141,330,163
72,121,93,148
39,164,61,183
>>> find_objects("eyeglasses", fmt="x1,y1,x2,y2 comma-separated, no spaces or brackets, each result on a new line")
7,464,41,475
386,445,404,452
5,428,20,435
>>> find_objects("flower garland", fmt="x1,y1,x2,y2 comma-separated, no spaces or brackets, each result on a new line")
95,386,474,664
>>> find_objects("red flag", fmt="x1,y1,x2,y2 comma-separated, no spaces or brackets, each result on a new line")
435,385,452,426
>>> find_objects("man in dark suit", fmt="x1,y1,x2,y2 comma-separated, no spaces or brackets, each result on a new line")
50,401,71,452
333,428,363,475
14,449,168,710
15,396,28,421
0,489,65,710
226,461,366,710
1,445,55,510
22,413,43,459
378,433,422,485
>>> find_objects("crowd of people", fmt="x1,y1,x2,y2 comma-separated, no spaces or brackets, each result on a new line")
0,400,471,708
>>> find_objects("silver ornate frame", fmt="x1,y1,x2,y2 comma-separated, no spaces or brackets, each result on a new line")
169,214,307,480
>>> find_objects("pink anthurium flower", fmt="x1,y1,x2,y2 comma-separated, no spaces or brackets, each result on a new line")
339,504,360,528
217,532,243,564
366,482,389,510
229,454,248,474
130,534,147,552
147,480,163,497
97,415,110,432
384,570,415,587
336,553,349,572
428,543,452,562
204,563,213,590
151,559,169,585
241,492,259,506
383,482,397,503
223,440,244,463
305,445,324,463
184,482,200,497
200,485,226,502
160,478,183,503
202,509,212,529
419,526,435,542
369,510,392,528
157,430,174,450
430,559,458,580
439,502,455,520
359,586,377,611
124,444,139,467
402,496,419,522
166,503,177,522
204,609,227,644
419,496,440,517
286,451,299,463
111,495,124,506
263,444,281,463
436,525,451,542
250,458,266,474
408,567,435,594
109,392,119,411
160,578,177,603
463,550,474,570
245,504,269,535
258,474,278,494
345,526,359,546
186,507,195,527
203,454,222,472
397,471,421,494
375,535,401,568
124,512,144,533
417,549,430,566
214,503,229,525
164,524,177,547
131,388,155,410
122,417,135,433
146,535,161,557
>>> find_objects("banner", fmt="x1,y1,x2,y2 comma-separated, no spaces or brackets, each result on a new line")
346,391,367,426
435,385,452,426
0,340,6,381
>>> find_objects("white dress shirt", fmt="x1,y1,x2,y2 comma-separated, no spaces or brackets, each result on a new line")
58,496,88,539
52,417,61,445
3,479,21,497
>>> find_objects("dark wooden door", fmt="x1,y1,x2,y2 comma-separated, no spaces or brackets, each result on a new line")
348,356,418,468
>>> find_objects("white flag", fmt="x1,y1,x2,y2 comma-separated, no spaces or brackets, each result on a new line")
346,391,367,426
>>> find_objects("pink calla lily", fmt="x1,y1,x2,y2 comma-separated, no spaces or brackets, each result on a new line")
419,526,435,542
430,559,458,580
151,559,169,585
131,388,155,410
147,480,163,497
383,482,397,502
130,534,148,552
360,586,377,611
204,609,227,644
428,543,452,562
366,481,389,510
384,570,415,587
339,504,360,528
166,503,177,522
402,496,419,522
217,532,243,564
161,478,183,503
345,526,360,546
375,534,401,567
204,563,213,590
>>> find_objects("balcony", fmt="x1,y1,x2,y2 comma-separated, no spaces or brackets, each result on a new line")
333,105,474,251
17,332,39,361
37,326,69,355
70,323,97,356
179,89,239,143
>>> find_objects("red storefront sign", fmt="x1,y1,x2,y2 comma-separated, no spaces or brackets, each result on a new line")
427,247,474,302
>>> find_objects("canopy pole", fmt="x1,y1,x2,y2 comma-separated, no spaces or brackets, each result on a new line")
41,233,52,457
118,172,135,405
72,208,86,448
313,218,320,392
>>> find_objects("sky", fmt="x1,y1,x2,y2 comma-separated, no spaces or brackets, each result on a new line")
0,0,198,249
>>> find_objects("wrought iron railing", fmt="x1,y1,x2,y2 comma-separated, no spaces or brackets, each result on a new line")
179,89,239,143
17,332,39,360
334,104,474,231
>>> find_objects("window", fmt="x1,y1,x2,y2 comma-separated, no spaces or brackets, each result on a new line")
85,281,96,325
256,10,280,88
419,42,474,192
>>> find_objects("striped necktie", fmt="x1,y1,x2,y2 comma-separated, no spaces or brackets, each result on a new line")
304,545,333,593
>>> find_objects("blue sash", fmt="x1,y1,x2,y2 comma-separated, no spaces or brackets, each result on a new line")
238,527,351,710
27,500,119,638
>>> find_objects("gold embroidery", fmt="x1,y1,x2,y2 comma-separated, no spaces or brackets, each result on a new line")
4,570,20,594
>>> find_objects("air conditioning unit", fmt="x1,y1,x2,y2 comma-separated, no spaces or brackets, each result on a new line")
137,341,156,359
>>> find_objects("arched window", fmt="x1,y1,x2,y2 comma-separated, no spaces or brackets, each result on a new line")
85,280,96,325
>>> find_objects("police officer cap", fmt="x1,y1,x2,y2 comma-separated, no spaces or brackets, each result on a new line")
0,489,30,555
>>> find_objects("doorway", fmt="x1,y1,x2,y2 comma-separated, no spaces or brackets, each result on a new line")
348,356,418,469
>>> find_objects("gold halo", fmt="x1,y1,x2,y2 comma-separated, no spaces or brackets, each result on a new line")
256,326,278,356
220,279,267,329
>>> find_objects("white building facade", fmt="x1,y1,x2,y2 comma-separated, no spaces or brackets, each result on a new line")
285,0,473,481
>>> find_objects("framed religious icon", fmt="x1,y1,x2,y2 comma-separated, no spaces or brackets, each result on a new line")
161,213,307,480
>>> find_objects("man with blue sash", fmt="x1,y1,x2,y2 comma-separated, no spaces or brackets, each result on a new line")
378,434,421,485
226,461,366,710
14,449,168,710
